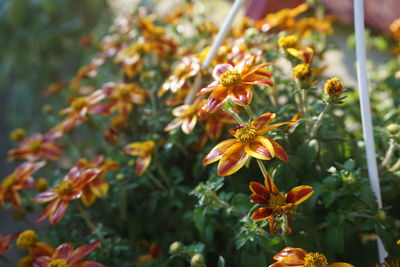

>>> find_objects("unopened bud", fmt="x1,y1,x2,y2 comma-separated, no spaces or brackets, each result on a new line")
169,241,183,254
191,254,205,267
293,64,312,82
386,124,399,135
377,210,386,221
10,128,26,142
116,173,125,180
324,78,344,99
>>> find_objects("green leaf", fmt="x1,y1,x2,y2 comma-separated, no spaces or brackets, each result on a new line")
231,193,252,213
297,139,319,168
343,159,356,171
322,191,336,208
193,206,206,231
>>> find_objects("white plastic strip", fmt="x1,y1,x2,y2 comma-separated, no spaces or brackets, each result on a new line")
202,0,247,68
353,0,387,262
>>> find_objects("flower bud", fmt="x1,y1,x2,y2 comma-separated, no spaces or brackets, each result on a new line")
386,123,399,135
17,230,38,249
278,35,298,49
116,173,125,180
293,64,312,82
191,254,205,267
324,78,344,99
10,128,26,142
17,256,33,267
35,177,48,192
377,210,386,221
169,241,183,254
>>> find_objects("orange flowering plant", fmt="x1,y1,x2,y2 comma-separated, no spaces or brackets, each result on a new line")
1,1,400,267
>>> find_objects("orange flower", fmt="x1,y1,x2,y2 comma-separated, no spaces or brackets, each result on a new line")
114,43,148,78
103,82,149,117
8,133,62,162
124,141,155,176
0,161,45,207
33,241,104,267
270,247,354,267
199,108,235,140
134,243,162,265
0,232,18,254
203,112,288,176
164,97,205,134
69,59,103,91
198,56,273,112
159,56,200,96
75,155,119,206
249,174,313,234
34,166,100,225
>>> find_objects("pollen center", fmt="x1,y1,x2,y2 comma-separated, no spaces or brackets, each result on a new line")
234,124,257,142
47,259,68,267
28,140,42,153
71,98,87,111
304,252,328,267
118,86,131,99
55,181,73,196
220,70,241,86
268,193,286,210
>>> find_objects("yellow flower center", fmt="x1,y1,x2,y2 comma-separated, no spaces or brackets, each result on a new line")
1,174,16,190
118,86,131,99
47,259,68,267
55,181,74,196
71,98,87,111
28,140,42,153
35,177,49,192
293,64,312,82
234,124,257,142
304,252,328,267
278,35,298,49
16,230,38,249
220,70,241,86
324,77,344,99
268,193,286,210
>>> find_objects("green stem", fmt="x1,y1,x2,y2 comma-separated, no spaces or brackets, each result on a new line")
257,159,269,179
75,202,105,244
147,171,167,191
209,192,230,209
389,158,400,172
0,255,16,267
310,103,331,139
244,105,254,120
379,138,396,170
227,108,244,124
154,159,171,187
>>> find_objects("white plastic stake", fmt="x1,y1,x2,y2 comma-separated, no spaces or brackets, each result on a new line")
353,0,387,262
202,0,247,69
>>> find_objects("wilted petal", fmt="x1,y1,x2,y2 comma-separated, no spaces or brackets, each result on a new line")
203,139,237,165
251,207,272,221
217,143,248,176
286,186,313,205
245,136,274,160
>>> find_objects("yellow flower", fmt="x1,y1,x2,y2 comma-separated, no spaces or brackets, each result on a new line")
10,128,26,142
124,141,155,176
324,77,344,99
293,64,312,82
16,230,38,249
390,18,400,40
278,35,298,49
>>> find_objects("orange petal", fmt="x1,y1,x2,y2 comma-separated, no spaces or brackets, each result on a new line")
328,263,355,267
251,207,272,221
217,143,248,176
249,181,268,195
124,142,146,155
252,112,276,130
267,138,288,162
203,139,237,165
205,120,223,140
256,122,289,135
81,187,96,207
264,173,279,195
181,115,197,134
135,155,151,176
90,177,109,198
250,194,268,205
245,136,274,160
286,186,313,205
69,241,100,265
229,85,252,106
273,247,307,264
205,87,228,113
49,200,68,226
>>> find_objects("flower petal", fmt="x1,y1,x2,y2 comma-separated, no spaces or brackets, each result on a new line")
164,118,183,132
229,85,252,106
252,113,276,131
69,241,100,265
273,247,307,264
54,243,73,260
256,122,289,135
181,115,197,134
213,64,233,79
250,194,268,205
136,155,151,176
205,87,229,113
203,139,237,165
73,261,106,267
328,263,355,267
49,200,68,225
286,186,313,205
34,190,58,203
267,138,289,162
217,143,248,176
251,207,272,221
124,142,145,155
245,136,275,160
249,181,268,195
264,173,280,195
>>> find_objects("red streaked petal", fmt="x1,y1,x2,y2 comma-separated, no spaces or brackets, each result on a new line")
205,87,228,113
267,138,289,162
251,207,272,221
264,173,280,195
273,247,307,263
217,143,248,176
172,105,190,117
252,113,276,131
69,241,100,265
81,187,96,207
286,186,313,205
245,136,274,160
164,118,183,132
229,85,252,106
181,116,197,134
90,178,109,198
250,194,268,205
73,261,106,267
34,190,57,203
203,139,237,165
49,200,68,226
205,120,223,140
256,122,290,135
124,142,145,155
135,155,151,176
75,169,101,188
328,263,355,267
213,64,233,79
249,181,268,195
54,243,73,260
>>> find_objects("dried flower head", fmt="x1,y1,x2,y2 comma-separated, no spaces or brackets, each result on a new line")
324,77,344,99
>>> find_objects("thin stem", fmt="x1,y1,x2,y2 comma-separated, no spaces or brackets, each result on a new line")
257,159,269,178
0,255,16,267
301,90,310,122
147,172,167,191
75,202,105,244
154,159,171,188
244,105,254,120
310,103,331,139
227,108,244,124
379,138,396,170
388,158,400,172
209,192,230,209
